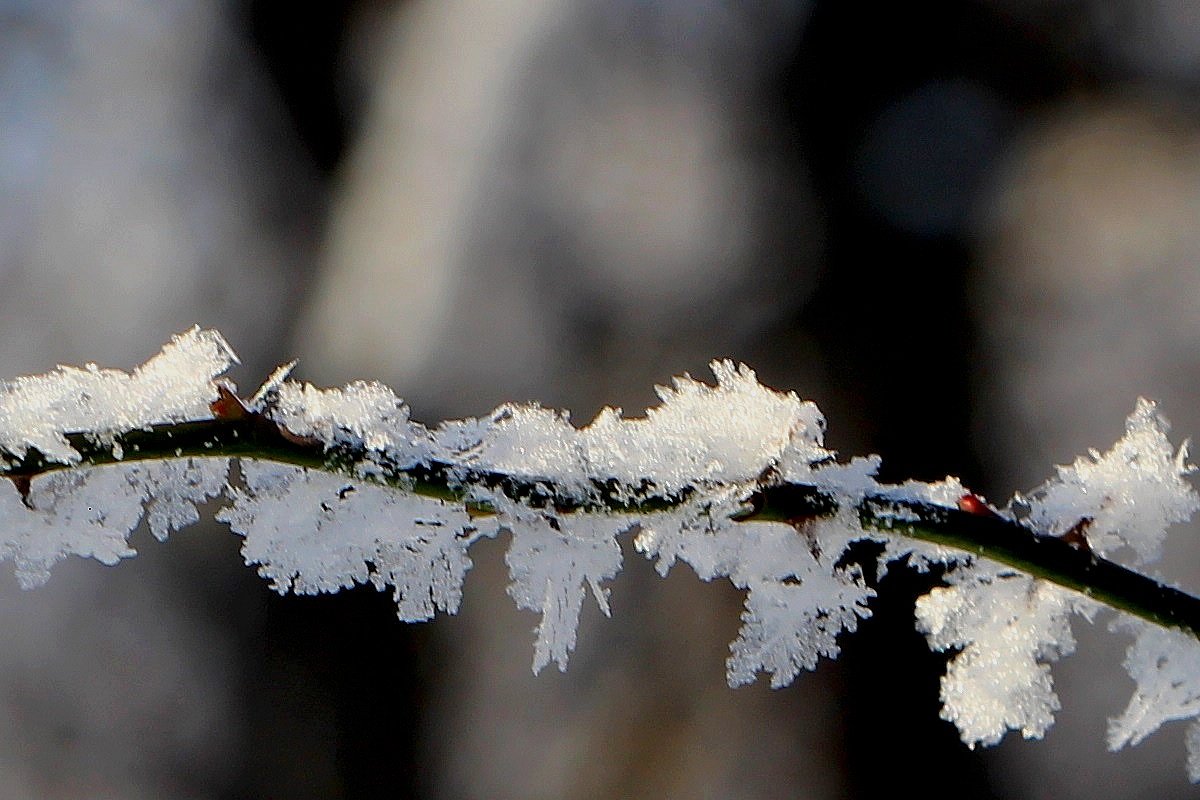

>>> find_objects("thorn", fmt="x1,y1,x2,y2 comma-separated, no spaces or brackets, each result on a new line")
210,382,249,421
1061,517,1094,552
8,475,32,509
275,423,321,448
958,493,1000,518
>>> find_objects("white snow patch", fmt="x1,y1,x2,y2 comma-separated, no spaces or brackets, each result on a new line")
221,463,483,621
0,327,236,464
1026,398,1199,564
915,564,1092,747
1109,618,1200,781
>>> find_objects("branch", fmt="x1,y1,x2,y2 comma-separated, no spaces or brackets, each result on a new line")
6,330,1200,774
3,399,1197,640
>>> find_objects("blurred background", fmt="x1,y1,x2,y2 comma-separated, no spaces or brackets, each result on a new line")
2,0,1200,797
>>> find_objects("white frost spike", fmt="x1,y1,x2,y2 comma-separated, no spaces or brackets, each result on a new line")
0,326,237,464
0,467,147,587
133,458,230,542
269,380,428,459
915,568,1086,747
1026,398,1199,564
728,568,874,688
726,520,874,687
1109,619,1200,779
503,507,625,673
581,360,829,496
222,463,480,620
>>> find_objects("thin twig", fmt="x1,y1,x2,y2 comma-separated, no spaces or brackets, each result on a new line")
2,407,1198,637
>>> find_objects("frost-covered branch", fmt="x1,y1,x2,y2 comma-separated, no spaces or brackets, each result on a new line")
4,328,1200,779
4,408,1199,640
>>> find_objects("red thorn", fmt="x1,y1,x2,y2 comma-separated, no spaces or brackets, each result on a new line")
958,493,998,518
210,383,249,421
276,423,321,447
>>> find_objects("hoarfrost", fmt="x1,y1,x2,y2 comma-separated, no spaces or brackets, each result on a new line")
0,330,235,585
3,331,1200,781
636,483,876,687
0,459,230,587
726,520,874,688
435,360,829,501
634,494,750,580
875,476,969,577
135,458,229,542
0,327,236,464
268,380,430,461
1026,397,1199,564
500,503,626,673
1109,619,1200,774
904,400,1200,759
915,565,1090,747
580,360,827,496
221,463,481,620
438,403,588,494
0,468,146,588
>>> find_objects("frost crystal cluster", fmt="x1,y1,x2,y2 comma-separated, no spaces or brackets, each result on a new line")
2,328,1200,779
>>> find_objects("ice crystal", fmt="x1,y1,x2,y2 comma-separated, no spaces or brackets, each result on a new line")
136,458,229,542
726,520,875,688
0,467,145,588
915,566,1090,746
0,326,235,464
1109,619,1200,778
221,463,480,620
1026,397,1199,564
501,504,626,673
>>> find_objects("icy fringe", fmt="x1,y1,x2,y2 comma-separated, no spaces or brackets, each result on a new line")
2,329,1200,779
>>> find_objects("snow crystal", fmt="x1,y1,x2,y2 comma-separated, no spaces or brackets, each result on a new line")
221,463,483,621
501,502,627,673
0,467,146,587
135,458,229,542
1026,398,1199,564
268,379,431,462
726,519,874,687
0,327,236,464
1109,618,1200,780
915,565,1091,746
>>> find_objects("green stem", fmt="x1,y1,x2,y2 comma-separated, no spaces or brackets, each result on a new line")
3,413,1198,637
